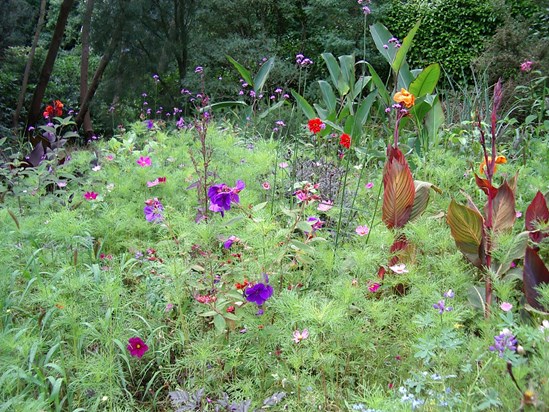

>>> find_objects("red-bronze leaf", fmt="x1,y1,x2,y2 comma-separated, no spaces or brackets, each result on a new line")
447,199,485,267
523,246,549,311
489,181,516,233
474,173,497,199
525,191,549,244
382,146,415,229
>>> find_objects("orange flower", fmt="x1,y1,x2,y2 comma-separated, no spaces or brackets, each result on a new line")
339,133,351,149
393,88,415,108
479,155,507,175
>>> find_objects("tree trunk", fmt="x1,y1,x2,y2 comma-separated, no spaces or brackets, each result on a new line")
80,0,95,140
75,29,121,128
12,0,47,129
27,0,75,142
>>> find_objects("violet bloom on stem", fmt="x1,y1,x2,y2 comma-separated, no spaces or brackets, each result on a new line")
489,328,517,357
208,180,245,217
144,198,164,222
433,299,453,314
244,274,273,306
223,235,239,249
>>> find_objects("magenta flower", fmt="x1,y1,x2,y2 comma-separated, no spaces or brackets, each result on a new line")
520,60,533,72
147,177,166,187
137,156,152,167
208,180,245,217
84,191,98,200
245,275,273,306
293,329,309,343
262,182,271,190
368,283,381,293
355,225,370,236
365,182,374,189
127,336,149,358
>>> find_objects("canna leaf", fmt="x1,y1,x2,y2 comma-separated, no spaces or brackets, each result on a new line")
318,80,337,113
523,246,549,311
447,199,485,267
226,55,253,86
367,63,391,106
489,181,516,233
392,20,421,74
321,53,342,93
382,146,416,229
525,191,549,244
291,90,316,119
253,56,275,93
409,63,440,98
409,181,441,222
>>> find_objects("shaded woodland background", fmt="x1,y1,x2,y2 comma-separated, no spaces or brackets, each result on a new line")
1,0,548,139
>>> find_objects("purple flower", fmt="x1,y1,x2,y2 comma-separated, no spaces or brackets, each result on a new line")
489,329,517,357
223,235,239,249
433,299,453,314
127,336,149,358
245,275,273,306
144,198,164,222
146,119,154,129
207,180,245,217
443,289,455,299
195,66,203,73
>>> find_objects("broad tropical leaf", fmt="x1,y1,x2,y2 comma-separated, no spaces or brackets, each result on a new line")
489,181,516,233
226,55,253,86
321,53,341,93
447,199,485,267
291,90,316,119
409,63,440,98
525,191,549,244
367,63,391,106
382,146,416,229
409,180,441,222
318,80,337,113
523,246,549,311
392,20,421,74
253,56,275,93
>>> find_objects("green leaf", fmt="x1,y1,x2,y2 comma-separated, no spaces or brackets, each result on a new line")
495,231,529,277
447,199,485,267
337,54,354,96
213,314,227,333
367,64,390,106
297,220,313,232
392,20,421,74
424,97,445,145
370,23,397,67
318,80,337,113
352,91,377,138
321,53,341,92
254,56,275,93
409,180,440,221
226,55,253,86
206,101,248,112
252,202,268,212
289,239,315,254
291,90,316,119
409,63,441,98
258,100,286,119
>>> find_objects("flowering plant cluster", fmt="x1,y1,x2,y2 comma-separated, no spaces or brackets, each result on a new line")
208,180,245,217
144,198,164,222
43,100,64,119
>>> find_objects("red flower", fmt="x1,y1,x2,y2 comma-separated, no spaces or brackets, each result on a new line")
339,133,351,149
307,118,324,134
43,106,54,119
53,100,63,117
127,336,149,358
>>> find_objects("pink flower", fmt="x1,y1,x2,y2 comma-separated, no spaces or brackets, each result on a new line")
516,211,522,218
84,191,98,200
368,283,381,293
317,200,334,212
293,329,309,343
105,154,115,161
520,60,533,72
365,182,374,189
165,303,174,312
355,225,370,236
262,182,271,190
389,263,408,274
137,156,152,167
127,336,149,358
278,162,289,169
500,302,513,312
147,177,166,187
57,181,67,188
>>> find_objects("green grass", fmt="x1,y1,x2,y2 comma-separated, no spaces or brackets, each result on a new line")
0,119,548,412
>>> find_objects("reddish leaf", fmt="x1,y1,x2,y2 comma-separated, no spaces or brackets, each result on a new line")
474,173,497,199
382,146,415,229
410,181,440,222
488,181,516,233
377,266,386,280
447,199,485,267
523,246,549,311
389,235,409,266
525,191,549,244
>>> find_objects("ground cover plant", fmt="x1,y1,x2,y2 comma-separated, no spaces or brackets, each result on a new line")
1,15,549,412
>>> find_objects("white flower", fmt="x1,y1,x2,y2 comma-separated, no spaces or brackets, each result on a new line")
389,263,409,274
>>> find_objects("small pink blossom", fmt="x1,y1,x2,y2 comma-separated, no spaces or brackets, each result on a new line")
262,182,271,190
137,156,152,167
278,162,289,169
317,200,334,212
147,177,166,187
57,181,67,188
389,263,408,274
105,154,115,161
516,211,522,218
500,302,513,312
165,303,174,312
365,182,374,189
293,329,309,344
84,191,98,200
520,60,533,72
355,225,370,236
368,283,381,293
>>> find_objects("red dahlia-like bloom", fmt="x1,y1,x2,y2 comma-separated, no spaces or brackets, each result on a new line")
339,133,351,149
53,100,63,117
127,336,149,358
307,118,324,134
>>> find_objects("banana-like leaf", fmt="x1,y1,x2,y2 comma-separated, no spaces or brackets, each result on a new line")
291,90,316,119
409,63,440,98
382,146,416,229
488,181,516,233
392,20,421,74
424,96,445,145
226,55,253,86
318,80,337,113
409,180,441,222
338,54,354,96
523,246,549,311
206,101,248,112
258,100,286,119
352,76,372,100
370,23,397,67
447,199,485,267
352,91,377,139
254,56,275,93
321,53,341,93
367,63,391,106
